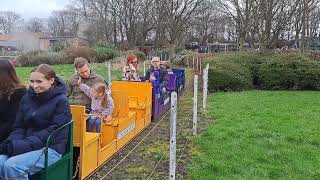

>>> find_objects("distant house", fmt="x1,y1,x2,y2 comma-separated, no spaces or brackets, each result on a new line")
0,32,89,53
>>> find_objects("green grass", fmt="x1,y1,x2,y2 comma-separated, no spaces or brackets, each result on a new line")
189,91,320,179
16,63,121,83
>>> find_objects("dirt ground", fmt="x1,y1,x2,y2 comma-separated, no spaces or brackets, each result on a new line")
87,69,213,180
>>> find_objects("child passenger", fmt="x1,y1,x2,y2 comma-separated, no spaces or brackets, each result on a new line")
78,79,114,132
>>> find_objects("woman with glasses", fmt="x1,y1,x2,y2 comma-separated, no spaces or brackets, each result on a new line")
122,54,141,81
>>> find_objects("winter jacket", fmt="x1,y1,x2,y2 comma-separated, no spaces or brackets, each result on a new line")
145,66,168,88
1,78,71,156
0,87,26,142
66,71,105,109
79,83,114,117
122,64,141,81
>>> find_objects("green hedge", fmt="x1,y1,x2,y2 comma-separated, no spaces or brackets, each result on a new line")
208,57,253,91
207,52,320,91
92,43,120,63
93,46,119,63
259,53,320,90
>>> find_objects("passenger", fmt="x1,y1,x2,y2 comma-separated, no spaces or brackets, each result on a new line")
122,54,141,81
0,60,27,143
160,62,173,73
66,57,105,111
145,57,168,92
0,64,71,180
78,79,114,133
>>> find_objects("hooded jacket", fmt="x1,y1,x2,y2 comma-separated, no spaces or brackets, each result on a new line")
3,78,71,156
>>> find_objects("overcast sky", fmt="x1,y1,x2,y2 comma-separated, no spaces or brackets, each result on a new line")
0,0,70,20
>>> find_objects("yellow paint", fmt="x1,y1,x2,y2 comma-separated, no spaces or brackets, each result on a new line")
70,81,153,179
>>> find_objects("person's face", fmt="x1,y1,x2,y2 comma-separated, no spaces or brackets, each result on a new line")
152,59,160,69
30,72,54,93
77,64,90,78
131,58,138,68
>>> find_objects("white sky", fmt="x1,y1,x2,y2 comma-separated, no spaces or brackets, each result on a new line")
0,0,70,20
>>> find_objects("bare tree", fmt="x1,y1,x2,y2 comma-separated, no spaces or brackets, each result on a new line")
25,17,45,32
136,0,157,46
0,11,23,34
47,6,81,37
163,0,204,54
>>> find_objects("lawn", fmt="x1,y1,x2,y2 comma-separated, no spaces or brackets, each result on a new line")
16,63,122,83
189,91,320,179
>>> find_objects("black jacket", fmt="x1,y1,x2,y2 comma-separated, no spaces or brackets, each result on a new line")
0,88,27,143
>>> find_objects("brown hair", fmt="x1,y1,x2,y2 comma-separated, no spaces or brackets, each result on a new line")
92,83,108,108
31,64,57,87
74,57,88,69
0,59,24,98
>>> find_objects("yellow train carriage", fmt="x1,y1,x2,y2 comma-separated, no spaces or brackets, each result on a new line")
71,81,152,180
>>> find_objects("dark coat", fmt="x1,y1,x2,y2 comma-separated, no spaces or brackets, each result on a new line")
145,66,168,88
2,78,71,156
0,88,27,142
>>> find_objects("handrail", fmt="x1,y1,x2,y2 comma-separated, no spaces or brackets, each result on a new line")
44,121,73,168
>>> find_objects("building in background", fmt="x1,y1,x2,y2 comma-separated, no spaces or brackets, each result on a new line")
0,32,89,54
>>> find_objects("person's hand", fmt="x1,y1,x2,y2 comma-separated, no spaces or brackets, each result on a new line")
77,77,82,86
103,116,112,124
150,75,156,81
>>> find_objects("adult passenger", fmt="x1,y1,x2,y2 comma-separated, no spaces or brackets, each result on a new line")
122,54,141,81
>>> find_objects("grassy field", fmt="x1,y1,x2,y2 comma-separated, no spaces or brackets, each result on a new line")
16,63,122,83
189,91,320,179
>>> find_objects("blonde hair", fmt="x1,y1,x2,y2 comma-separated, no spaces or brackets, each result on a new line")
92,83,108,107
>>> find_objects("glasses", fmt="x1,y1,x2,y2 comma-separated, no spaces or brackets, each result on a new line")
132,61,138,64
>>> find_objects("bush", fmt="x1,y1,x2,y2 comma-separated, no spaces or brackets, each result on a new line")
179,49,195,56
49,41,66,52
259,53,320,90
175,47,185,54
208,54,253,91
64,46,93,63
127,50,146,61
207,52,320,91
16,52,67,67
93,46,120,63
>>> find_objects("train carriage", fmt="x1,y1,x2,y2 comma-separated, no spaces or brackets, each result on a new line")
30,67,186,180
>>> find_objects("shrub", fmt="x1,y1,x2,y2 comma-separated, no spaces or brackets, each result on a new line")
93,46,120,63
259,53,320,90
179,49,195,56
49,41,66,52
127,50,146,61
16,52,67,67
208,53,253,91
175,47,185,54
64,46,93,63
206,52,320,91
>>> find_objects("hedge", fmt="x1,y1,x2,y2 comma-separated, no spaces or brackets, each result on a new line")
207,52,320,91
